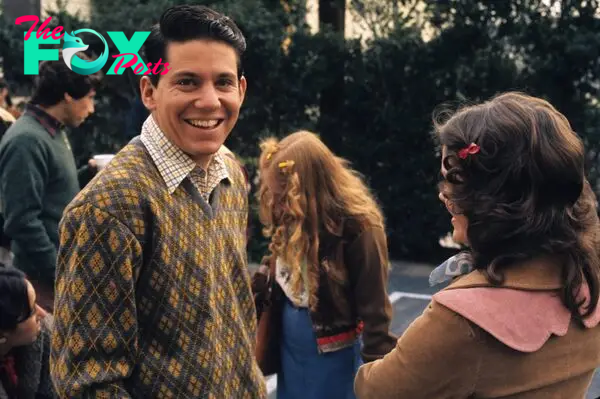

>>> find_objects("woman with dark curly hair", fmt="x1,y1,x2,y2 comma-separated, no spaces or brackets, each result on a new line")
354,92,600,398
0,268,54,398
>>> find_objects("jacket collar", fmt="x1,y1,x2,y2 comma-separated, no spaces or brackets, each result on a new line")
434,256,600,353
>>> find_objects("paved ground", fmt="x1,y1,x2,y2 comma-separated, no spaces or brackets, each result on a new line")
263,260,600,398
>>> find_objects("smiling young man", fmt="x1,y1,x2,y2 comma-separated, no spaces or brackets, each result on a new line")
50,5,266,398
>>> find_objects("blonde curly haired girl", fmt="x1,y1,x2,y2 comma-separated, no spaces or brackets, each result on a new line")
256,131,396,399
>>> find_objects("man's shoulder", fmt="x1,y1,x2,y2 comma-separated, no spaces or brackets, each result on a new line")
0,119,51,159
2,116,49,143
5,113,44,133
219,147,250,190
67,142,160,215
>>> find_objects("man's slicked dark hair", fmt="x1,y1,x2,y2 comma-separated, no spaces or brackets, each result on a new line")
143,5,247,85
31,50,101,107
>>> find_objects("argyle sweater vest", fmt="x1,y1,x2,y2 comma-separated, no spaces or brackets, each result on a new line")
50,139,266,398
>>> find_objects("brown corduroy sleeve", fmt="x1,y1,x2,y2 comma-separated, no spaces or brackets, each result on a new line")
354,300,481,399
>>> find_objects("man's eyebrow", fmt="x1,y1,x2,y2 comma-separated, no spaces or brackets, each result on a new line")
170,71,238,80
172,71,199,79
217,72,237,79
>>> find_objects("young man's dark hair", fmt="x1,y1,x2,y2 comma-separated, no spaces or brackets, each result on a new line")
31,51,102,106
143,5,247,86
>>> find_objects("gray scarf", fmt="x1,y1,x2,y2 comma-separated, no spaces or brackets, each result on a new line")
429,251,474,287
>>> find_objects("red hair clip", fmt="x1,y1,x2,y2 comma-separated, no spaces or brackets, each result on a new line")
458,143,480,159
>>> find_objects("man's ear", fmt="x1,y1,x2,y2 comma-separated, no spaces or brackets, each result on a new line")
64,93,74,104
140,76,157,111
239,76,247,105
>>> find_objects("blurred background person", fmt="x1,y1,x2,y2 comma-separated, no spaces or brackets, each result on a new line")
0,56,100,312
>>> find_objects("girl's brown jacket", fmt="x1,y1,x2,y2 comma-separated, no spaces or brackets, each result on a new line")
355,257,600,398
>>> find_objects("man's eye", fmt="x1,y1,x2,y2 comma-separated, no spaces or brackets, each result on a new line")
217,79,235,87
177,78,195,86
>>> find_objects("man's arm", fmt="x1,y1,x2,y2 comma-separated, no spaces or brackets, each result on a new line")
0,134,55,282
51,202,142,398
77,158,101,188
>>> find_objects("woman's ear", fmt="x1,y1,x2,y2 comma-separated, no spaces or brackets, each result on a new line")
0,336,7,344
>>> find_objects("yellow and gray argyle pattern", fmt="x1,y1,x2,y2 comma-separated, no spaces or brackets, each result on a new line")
50,139,266,398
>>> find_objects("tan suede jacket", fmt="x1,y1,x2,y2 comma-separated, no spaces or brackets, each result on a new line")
355,258,600,398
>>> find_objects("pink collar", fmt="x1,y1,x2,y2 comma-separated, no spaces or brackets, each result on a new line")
434,284,600,353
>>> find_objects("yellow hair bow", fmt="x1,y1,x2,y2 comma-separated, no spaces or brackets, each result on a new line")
278,160,295,169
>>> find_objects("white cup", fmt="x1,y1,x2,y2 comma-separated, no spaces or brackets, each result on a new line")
93,154,115,170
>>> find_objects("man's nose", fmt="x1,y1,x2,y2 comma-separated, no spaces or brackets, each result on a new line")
194,84,220,110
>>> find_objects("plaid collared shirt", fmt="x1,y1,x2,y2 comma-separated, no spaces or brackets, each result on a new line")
25,103,64,137
140,116,230,200
25,103,72,151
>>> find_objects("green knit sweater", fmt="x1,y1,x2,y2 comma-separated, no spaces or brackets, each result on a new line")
0,114,79,283
50,139,266,398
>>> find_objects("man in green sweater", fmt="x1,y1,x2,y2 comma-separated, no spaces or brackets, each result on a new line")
0,56,100,311
51,5,266,398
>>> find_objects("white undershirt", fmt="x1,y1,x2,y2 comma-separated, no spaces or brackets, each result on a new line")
275,257,309,308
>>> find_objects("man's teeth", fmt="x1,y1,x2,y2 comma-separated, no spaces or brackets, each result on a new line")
187,119,219,128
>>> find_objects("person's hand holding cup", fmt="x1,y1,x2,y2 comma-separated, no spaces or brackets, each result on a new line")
92,154,115,171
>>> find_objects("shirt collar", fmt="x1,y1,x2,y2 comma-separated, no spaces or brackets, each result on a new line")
25,103,64,137
140,115,230,194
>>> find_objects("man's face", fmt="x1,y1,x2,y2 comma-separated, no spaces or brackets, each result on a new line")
141,39,247,167
65,89,96,127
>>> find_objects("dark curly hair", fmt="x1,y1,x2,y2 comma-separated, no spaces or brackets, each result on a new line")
0,268,31,331
30,51,102,107
435,91,600,325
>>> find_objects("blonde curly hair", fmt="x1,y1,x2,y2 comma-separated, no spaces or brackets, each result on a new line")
258,131,385,310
